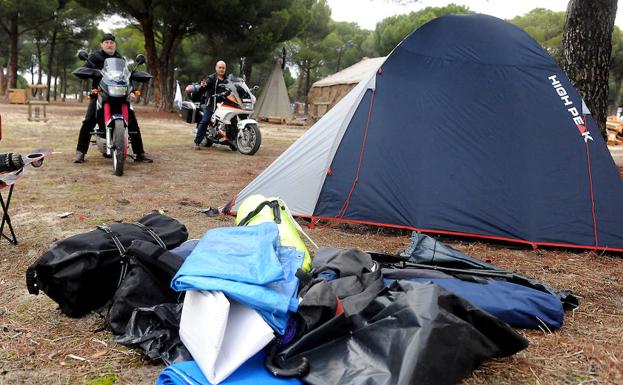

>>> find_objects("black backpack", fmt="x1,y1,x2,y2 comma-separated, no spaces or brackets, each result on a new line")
26,213,188,317
106,240,185,334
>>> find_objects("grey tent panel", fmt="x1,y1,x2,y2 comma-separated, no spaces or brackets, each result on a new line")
231,68,382,215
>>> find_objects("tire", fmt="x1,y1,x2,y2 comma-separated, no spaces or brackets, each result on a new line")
236,123,261,155
203,137,213,147
112,120,127,176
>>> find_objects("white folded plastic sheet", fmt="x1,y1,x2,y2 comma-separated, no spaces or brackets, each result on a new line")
180,291,275,384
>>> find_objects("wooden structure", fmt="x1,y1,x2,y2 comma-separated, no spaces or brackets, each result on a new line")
307,57,385,123
263,116,288,125
7,89,27,104
606,115,623,145
27,84,49,122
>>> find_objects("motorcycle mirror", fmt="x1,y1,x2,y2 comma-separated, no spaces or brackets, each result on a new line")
135,54,146,65
251,85,259,92
78,50,89,61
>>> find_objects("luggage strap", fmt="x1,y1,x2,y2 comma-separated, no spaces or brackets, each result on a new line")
97,225,127,256
97,224,129,287
238,200,282,226
133,221,167,248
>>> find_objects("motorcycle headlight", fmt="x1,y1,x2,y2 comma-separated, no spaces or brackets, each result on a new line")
108,85,128,97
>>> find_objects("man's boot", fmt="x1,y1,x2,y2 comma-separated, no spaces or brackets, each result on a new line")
73,151,85,163
134,153,153,163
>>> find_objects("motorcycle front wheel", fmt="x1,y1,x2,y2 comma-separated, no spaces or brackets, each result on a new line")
236,124,261,155
112,120,127,176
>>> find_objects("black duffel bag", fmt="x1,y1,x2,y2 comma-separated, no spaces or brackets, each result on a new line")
26,213,188,317
107,240,185,334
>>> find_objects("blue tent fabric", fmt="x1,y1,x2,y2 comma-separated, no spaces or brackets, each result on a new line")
171,223,304,334
309,14,623,251
384,277,563,330
156,351,301,385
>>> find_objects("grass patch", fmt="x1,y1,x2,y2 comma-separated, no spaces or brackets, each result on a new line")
86,374,117,385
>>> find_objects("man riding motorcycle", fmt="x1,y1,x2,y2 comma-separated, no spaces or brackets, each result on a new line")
74,33,152,164
193,60,228,150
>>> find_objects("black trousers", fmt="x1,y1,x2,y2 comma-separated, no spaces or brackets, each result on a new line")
76,98,145,155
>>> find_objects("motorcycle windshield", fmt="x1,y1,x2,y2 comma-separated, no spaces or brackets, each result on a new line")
234,84,251,100
225,74,254,108
102,58,130,85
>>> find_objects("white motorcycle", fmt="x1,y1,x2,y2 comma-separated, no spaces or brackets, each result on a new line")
181,74,261,155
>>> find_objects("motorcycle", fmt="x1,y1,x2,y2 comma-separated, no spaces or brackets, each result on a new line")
73,51,152,176
181,74,262,155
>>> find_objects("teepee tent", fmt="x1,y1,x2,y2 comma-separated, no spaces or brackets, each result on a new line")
226,14,623,252
252,59,292,121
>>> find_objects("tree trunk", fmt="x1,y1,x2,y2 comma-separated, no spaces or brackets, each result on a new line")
78,79,85,103
336,48,343,72
562,0,617,140
157,62,169,111
0,64,6,95
142,82,151,105
36,40,43,84
53,61,59,101
6,13,19,92
155,28,183,111
140,15,162,110
304,64,311,114
62,65,67,102
295,60,306,101
243,61,252,84
46,26,59,102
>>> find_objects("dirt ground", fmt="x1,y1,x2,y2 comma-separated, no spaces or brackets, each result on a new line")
0,102,622,385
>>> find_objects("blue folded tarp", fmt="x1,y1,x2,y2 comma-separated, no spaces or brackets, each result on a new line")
385,276,564,330
171,223,304,334
156,351,301,385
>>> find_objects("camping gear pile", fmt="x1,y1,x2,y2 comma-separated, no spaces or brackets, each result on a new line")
26,195,578,385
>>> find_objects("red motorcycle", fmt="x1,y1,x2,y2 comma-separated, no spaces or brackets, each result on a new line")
73,52,151,176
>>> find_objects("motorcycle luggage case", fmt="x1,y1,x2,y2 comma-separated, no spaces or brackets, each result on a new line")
181,101,199,124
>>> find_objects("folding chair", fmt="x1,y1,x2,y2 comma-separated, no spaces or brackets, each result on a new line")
0,169,23,244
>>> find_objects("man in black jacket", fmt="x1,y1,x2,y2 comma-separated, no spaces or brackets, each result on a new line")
193,60,227,150
74,33,152,163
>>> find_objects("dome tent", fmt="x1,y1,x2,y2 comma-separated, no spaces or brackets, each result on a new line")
226,14,623,252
